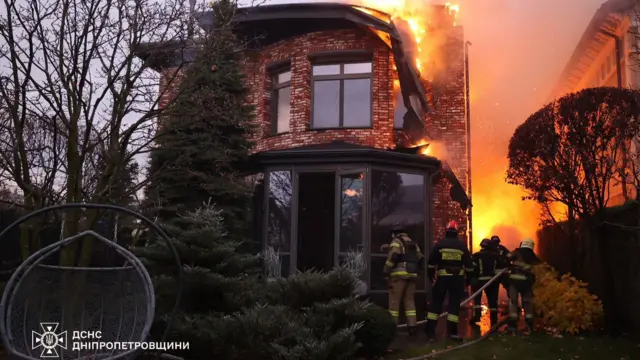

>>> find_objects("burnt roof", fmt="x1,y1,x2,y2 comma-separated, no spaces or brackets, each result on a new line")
548,0,629,101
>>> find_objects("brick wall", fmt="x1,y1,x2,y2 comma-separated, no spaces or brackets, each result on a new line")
243,28,396,152
425,26,469,244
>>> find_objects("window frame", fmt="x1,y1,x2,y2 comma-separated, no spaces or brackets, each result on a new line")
309,52,374,130
268,61,292,136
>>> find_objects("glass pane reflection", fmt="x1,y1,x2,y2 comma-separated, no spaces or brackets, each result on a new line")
267,171,292,252
340,172,364,253
370,171,426,290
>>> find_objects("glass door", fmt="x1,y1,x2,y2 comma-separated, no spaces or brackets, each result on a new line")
335,171,366,273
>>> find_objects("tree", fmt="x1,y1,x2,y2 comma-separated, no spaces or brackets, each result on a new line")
506,87,640,334
144,0,256,237
0,0,192,264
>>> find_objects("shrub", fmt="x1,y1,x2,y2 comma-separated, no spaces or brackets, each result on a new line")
532,263,604,334
349,304,397,359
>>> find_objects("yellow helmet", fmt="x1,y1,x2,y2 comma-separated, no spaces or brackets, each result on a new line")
520,238,535,250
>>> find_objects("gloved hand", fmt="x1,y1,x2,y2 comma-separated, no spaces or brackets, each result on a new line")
380,244,390,252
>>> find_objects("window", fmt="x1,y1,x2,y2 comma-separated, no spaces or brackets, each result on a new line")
267,170,292,277
370,170,426,291
271,70,291,134
311,61,372,129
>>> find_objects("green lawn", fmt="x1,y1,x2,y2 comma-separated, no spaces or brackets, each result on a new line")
391,333,639,360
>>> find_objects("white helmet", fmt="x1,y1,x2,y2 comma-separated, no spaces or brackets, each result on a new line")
520,238,535,250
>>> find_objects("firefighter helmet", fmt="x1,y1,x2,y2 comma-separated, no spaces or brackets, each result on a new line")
446,220,459,231
390,222,406,234
490,235,500,244
480,238,491,248
520,238,535,250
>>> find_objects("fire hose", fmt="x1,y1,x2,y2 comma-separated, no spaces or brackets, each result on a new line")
397,268,508,328
393,269,510,358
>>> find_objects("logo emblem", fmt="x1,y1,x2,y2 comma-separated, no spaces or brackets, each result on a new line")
32,323,67,358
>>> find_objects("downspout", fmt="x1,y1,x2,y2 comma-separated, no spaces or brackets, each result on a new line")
427,170,439,304
465,41,473,252
600,29,627,201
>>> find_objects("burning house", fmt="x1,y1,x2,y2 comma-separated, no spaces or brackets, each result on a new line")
135,1,470,314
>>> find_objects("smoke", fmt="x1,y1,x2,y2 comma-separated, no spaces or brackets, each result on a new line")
455,0,604,245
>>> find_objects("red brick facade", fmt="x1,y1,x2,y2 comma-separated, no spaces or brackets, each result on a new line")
157,24,469,245
243,28,396,151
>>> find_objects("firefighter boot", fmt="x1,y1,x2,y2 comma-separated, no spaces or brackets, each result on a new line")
407,326,417,337
507,318,518,334
489,311,498,328
525,319,535,333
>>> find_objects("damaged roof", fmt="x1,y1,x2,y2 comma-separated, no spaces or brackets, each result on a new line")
548,0,630,101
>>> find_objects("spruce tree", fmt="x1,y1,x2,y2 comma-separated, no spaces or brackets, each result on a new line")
145,0,255,237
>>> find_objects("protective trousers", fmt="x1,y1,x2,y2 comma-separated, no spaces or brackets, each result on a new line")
472,280,499,326
499,273,510,299
425,276,465,337
508,281,534,330
388,277,417,326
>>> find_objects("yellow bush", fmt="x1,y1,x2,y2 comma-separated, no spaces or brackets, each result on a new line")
532,263,604,334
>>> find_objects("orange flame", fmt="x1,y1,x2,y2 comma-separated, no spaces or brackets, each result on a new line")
354,1,460,78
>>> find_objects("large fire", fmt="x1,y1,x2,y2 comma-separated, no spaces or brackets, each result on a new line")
355,0,543,251
354,0,459,79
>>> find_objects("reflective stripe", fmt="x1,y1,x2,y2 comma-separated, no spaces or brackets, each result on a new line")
427,264,437,269
385,261,394,267
440,248,463,261
525,314,533,319
389,310,399,317
490,308,498,312
479,260,483,274
473,305,482,309
391,271,418,277
513,260,532,270
447,314,459,323
405,310,417,316
509,312,518,319
437,269,465,276
478,276,492,280
510,274,527,280
427,312,439,320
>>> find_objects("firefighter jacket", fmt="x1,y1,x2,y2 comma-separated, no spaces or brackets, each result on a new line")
383,233,424,279
506,248,541,283
471,248,505,281
427,235,474,281
495,244,510,270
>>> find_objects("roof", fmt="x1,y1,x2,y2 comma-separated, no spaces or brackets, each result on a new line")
548,0,630,101
248,140,441,170
247,140,472,210
134,1,431,140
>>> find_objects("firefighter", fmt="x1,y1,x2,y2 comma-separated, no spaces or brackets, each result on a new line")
424,220,474,341
506,238,541,333
490,235,511,298
382,222,424,336
470,238,503,327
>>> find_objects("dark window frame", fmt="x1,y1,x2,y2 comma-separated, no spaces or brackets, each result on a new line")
309,52,374,130
268,60,292,136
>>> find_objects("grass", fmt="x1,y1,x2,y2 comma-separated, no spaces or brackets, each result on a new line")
390,333,639,360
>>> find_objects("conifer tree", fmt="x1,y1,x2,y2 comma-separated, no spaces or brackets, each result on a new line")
145,0,255,237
